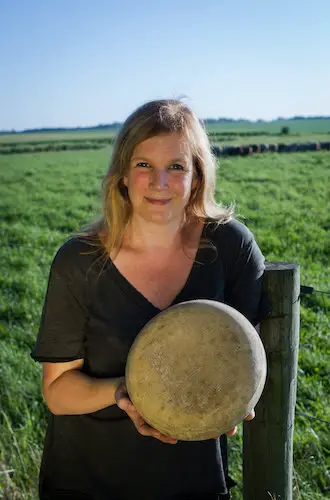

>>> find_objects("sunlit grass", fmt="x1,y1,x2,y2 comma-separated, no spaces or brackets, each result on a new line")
0,149,329,499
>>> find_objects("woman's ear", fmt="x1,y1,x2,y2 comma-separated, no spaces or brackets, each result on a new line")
123,176,128,187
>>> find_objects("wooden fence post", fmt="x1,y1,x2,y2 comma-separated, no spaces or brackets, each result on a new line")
243,262,300,499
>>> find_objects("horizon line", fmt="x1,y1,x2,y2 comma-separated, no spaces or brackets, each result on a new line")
1,114,330,135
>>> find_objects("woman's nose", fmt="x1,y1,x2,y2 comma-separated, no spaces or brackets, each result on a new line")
150,169,169,188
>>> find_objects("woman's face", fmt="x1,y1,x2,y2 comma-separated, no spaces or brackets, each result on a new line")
123,132,198,225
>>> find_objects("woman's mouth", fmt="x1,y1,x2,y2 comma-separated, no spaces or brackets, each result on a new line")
145,197,171,205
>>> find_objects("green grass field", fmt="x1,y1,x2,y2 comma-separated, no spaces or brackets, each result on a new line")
0,145,329,498
0,129,119,144
1,118,329,146
205,118,330,134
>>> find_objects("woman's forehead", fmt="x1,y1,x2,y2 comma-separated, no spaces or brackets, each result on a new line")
132,132,192,159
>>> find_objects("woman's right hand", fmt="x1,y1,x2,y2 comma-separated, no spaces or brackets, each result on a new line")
114,377,177,445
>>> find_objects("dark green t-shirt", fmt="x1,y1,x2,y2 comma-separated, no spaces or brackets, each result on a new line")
31,219,266,500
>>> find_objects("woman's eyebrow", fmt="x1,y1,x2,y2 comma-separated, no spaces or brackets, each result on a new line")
131,156,187,163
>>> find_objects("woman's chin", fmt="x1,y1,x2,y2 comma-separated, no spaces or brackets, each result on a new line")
139,210,180,225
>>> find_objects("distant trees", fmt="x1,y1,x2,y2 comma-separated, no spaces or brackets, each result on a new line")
281,126,290,135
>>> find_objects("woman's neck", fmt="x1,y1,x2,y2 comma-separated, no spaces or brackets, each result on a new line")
123,215,184,253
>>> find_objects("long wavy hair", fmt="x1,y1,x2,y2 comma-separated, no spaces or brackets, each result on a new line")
76,98,234,259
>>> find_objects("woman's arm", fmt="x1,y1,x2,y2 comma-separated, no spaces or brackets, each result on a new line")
42,360,124,415
43,362,178,444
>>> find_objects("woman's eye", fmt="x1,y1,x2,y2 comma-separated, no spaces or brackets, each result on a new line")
170,164,185,171
135,162,185,171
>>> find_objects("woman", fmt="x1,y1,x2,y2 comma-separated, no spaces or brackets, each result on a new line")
31,99,265,499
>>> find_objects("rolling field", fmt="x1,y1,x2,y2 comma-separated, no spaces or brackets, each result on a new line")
0,129,119,144
0,145,329,498
0,118,329,150
205,118,330,133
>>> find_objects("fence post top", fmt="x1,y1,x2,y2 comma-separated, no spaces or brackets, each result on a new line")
265,262,300,271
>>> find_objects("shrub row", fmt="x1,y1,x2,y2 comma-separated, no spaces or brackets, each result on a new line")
0,141,111,155
1,141,330,156
0,137,115,148
211,142,330,157
208,130,272,137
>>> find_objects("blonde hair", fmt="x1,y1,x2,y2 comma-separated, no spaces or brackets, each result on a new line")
76,98,234,258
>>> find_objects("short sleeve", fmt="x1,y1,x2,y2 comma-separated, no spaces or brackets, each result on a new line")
30,239,89,363
218,220,266,326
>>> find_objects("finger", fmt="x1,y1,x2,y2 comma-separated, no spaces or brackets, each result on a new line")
134,416,177,443
226,426,238,437
130,410,162,437
115,388,128,401
136,418,177,443
117,397,177,444
150,429,177,444
244,409,255,421
138,424,177,444
116,395,135,413
114,384,128,403
157,436,178,444
154,430,178,444
118,401,153,435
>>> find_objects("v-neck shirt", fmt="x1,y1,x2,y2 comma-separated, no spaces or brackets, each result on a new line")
109,231,205,314
31,218,266,500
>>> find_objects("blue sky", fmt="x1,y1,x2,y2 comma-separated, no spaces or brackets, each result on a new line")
1,0,329,130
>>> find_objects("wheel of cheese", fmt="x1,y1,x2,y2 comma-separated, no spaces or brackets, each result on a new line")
125,299,267,441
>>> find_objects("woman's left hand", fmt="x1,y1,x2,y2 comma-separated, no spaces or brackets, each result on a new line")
218,408,256,438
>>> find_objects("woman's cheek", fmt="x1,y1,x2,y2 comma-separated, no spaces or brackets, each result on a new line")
133,171,150,188
171,176,192,197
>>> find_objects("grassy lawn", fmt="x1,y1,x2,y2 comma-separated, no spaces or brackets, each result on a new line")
0,147,329,498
